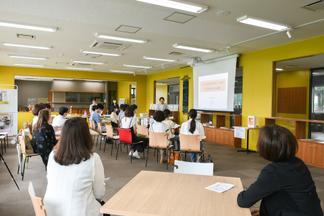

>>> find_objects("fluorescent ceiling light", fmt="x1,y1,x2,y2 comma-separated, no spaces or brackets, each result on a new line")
136,0,208,13
0,21,57,32
123,64,152,69
110,69,135,74
14,63,44,68
143,56,176,62
81,50,121,57
72,60,104,65
9,55,47,60
275,68,284,71
237,15,290,31
173,43,214,53
66,67,94,71
96,34,148,44
3,43,51,50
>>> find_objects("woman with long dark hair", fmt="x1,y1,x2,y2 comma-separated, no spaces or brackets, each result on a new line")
237,125,323,216
180,109,205,161
44,117,105,216
32,109,57,167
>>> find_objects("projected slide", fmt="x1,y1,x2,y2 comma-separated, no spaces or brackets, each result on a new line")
198,73,228,110
193,54,237,111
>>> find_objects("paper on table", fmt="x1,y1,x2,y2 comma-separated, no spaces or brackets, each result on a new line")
205,182,234,193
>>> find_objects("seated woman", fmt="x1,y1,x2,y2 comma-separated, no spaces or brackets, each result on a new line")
31,103,46,129
120,107,148,159
52,106,68,129
32,109,57,167
237,124,323,216
163,109,180,150
44,117,105,216
149,111,171,163
110,105,119,129
180,109,205,162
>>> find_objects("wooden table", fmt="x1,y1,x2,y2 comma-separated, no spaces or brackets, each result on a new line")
101,171,251,216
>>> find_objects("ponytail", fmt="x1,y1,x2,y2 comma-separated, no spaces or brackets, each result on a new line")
188,109,197,134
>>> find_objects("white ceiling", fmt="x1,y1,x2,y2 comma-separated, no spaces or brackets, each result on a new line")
0,0,324,74
276,53,324,71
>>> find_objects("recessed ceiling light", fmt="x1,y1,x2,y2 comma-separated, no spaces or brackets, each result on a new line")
276,68,284,71
110,69,135,74
9,55,47,60
143,56,176,62
123,64,152,69
173,43,214,53
81,50,121,57
95,34,148,44
14,63,44,68
237,15,290,31
0,21,58,32
72,60,104,65
66,67,94,71
136,0,208,13
3,43,51,50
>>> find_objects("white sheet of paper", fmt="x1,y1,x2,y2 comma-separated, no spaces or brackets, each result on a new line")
205,182,234,193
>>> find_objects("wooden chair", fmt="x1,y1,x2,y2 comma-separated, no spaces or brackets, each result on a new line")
173,160,214,176
145,132,171,169
28,182,47,216
136,124,149,138
18,135,39,180
179,134,203,161
105,124,119,155
89,120,100,147
116,128,143,163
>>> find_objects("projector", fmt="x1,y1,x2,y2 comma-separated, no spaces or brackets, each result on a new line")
186,57,203,66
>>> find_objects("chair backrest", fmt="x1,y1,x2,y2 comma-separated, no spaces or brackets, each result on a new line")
89,120,96,130
174,160,214,176
18,135,27,154
106,124,114,138
149,132,169,149
137,124,149,137
28,182,47,216
117,128,133,144
179,134,201,152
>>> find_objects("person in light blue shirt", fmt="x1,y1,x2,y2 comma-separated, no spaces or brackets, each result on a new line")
91,104,104,129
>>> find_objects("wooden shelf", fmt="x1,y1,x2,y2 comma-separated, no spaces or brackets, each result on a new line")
204,127,241,148
265,117,324,168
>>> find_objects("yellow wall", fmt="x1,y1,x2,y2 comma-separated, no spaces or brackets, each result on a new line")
117,81,131,104
146,67,193,123
241,35,324,150
0,66,147,114
276,70,310,119
155,84,168,102
0,66,147,130
275,70,310,133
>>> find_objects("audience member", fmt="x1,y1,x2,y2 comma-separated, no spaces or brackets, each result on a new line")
44,117,105,216
52,106,68,128
237,124,323,216
32,109,57,167
180,109,205,162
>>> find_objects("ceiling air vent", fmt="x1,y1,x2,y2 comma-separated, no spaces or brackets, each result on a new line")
90,41,129,51
17,33,36,40
302,0,324,11
71,62,92,67
169,51,184,56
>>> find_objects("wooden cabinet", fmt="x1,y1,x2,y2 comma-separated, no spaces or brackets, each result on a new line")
204,127,241,148
297,140,324,168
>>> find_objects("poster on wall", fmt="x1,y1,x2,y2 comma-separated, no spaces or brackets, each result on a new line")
0,90,9,104
0,86,18,136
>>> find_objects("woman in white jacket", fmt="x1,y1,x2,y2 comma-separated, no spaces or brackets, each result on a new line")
44,117,105,216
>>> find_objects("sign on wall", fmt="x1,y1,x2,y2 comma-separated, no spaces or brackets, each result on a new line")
0,86,18,136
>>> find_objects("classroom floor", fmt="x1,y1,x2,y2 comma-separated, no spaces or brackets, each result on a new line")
1,142,324,215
